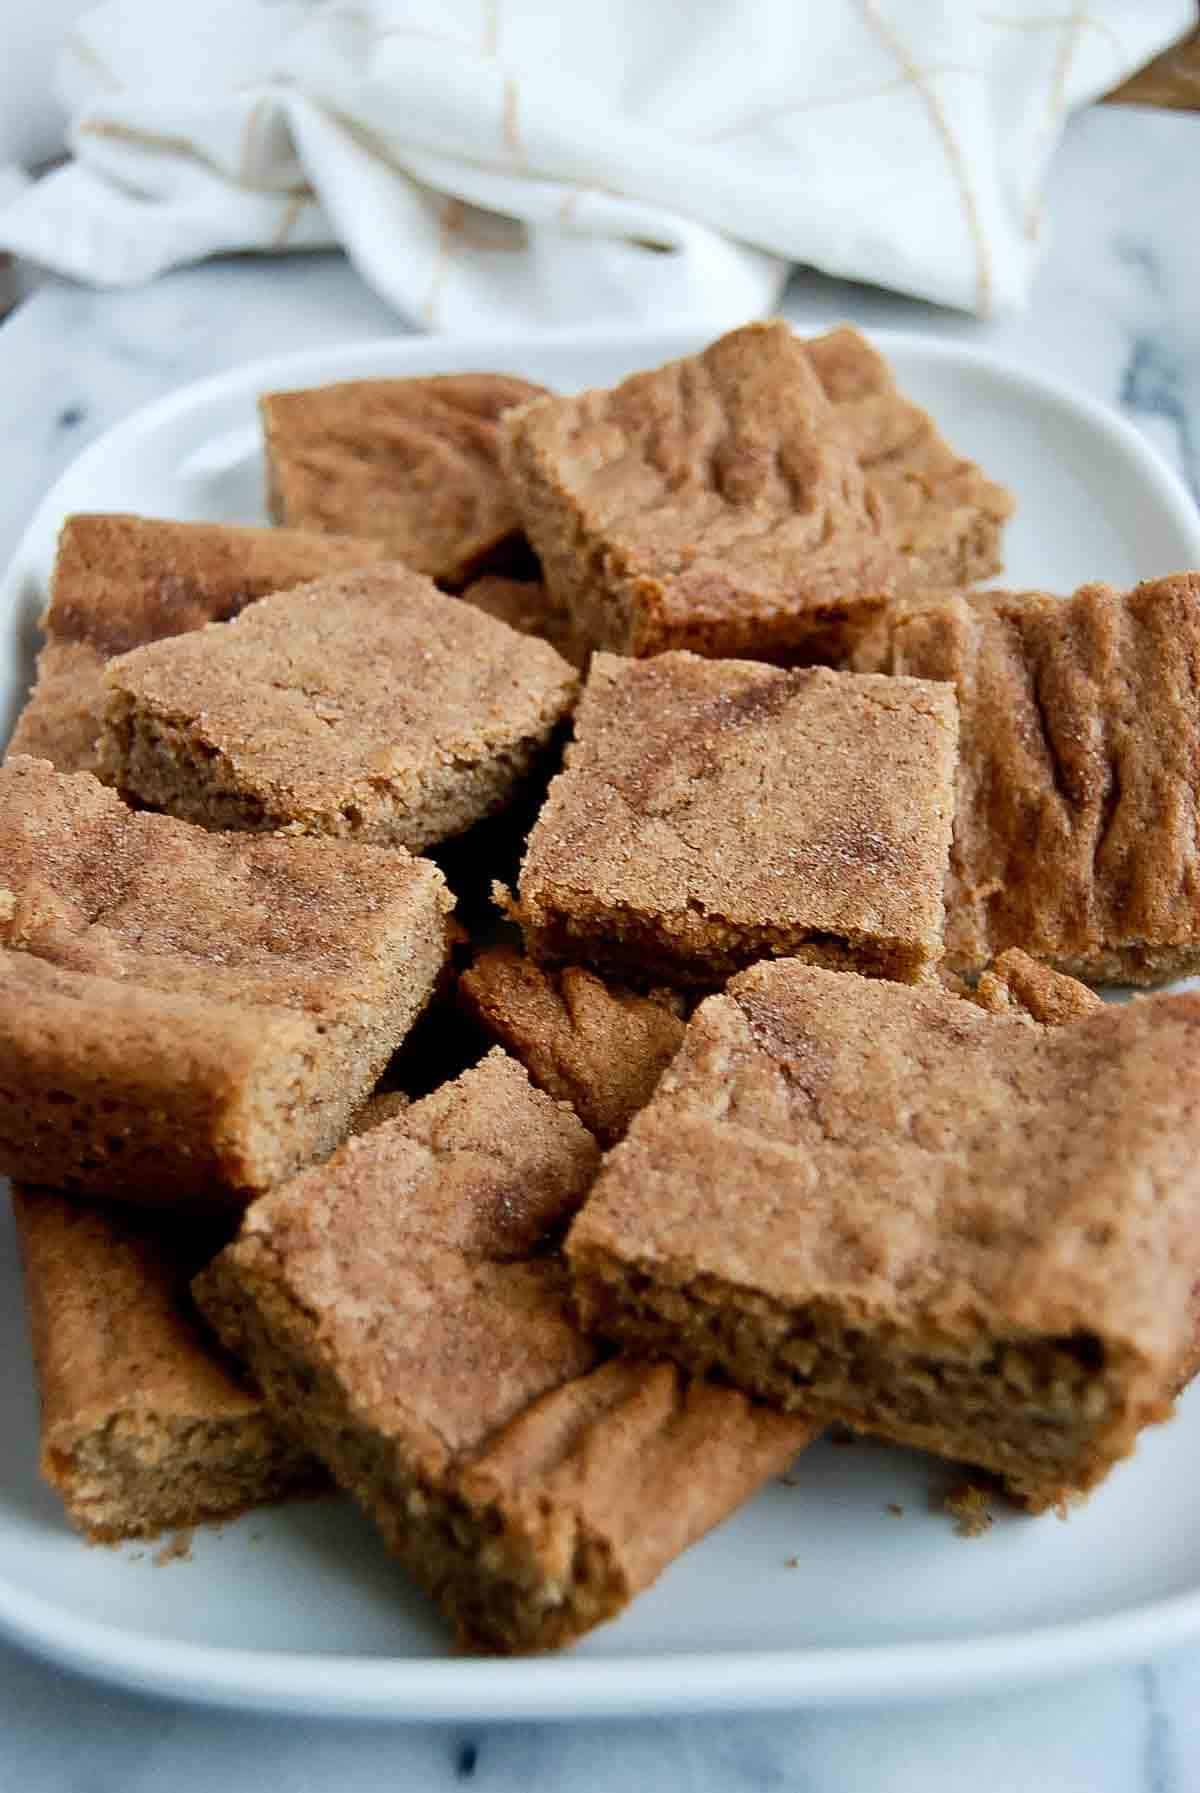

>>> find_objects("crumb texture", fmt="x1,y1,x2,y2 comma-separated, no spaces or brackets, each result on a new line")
941,1479,995,1537
11,1185,322,1541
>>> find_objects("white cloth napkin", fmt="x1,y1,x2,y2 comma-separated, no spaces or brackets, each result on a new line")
0,0,1190,330
0,1,91,168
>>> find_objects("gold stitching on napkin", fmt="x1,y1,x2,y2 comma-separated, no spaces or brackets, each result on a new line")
859,0,993,316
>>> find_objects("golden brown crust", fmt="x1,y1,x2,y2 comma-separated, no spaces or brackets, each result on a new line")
567,959,1200,1508
7,641,110,773
45,513,389,657
862,576,1200,983
260,374,548,584
11,1186,324,1542
971,949,1103,1024
501,322,1011,665
513,652,958,988
195,1049,811,1651
459,576,581,666
501,321,896,665
350,1089,412,1133
803,327,1013,591
259,1046,604,1267
458,947,686,1145
99,564,580,851
0,756,452,1205
5,513,385,774
451,1356,808,1649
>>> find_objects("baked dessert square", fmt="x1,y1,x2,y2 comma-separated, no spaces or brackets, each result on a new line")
6,513,385,774
458,947,687,1145
968,948,1103,1025
10,1089,410,1541
0,756,452,1206
11,1185,325,1542
501,321,894,665
855,575,1200,983
98,564,580,850
802,326,1013,592
260,373,548,585
196,1049,811,1653
510,651,958,988
460,575,580,666
568,956,1200,1510
500,321,1011,665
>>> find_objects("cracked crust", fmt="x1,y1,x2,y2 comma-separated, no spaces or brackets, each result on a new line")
260,373,548,585
195,1050,811,1652
98,564,580,851
856,576,1200,982
501,321,895,665
803,327,1013,592
0,756,453,1205
501,322,1011,665
567,959,1200,1509
6,513,386,774
512,651,958,988
458,947,687,1145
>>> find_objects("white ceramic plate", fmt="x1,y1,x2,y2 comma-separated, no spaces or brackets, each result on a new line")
2,328,1200,1721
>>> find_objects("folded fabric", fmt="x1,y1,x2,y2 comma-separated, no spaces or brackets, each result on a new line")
0,0,1189,329
0,0,89,168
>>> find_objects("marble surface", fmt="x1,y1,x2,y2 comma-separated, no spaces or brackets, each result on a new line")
2,101,1200,1789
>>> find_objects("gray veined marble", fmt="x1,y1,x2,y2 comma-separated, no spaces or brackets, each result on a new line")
1,99,1199,1793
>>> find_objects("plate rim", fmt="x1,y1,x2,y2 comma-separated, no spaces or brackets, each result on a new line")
4,322,1200,1718
5,1565,1200,1718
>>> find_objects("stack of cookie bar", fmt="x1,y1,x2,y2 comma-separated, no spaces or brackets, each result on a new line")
6,321,1200,1654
